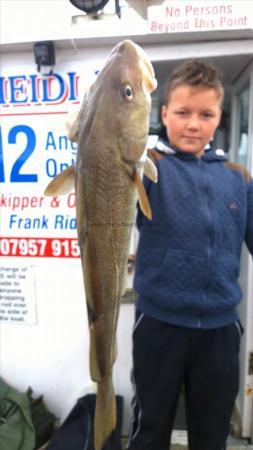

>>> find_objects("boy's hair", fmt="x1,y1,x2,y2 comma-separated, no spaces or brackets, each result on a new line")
164,59,224,106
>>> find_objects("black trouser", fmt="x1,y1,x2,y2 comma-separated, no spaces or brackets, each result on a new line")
126,312,241,450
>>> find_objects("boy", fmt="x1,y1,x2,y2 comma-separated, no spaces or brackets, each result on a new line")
126,60,253,450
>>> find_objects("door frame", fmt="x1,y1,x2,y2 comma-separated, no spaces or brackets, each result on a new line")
230,60,253,439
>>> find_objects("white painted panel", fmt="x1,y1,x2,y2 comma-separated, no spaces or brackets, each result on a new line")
230,64,253,438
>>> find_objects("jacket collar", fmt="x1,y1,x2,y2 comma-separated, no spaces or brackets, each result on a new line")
155,138,228,162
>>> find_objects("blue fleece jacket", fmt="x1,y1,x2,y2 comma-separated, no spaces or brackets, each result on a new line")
134,139,253,329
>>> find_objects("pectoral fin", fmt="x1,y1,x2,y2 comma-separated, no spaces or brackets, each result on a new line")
44,165,75,196
144,156,158,183
133,170,152,220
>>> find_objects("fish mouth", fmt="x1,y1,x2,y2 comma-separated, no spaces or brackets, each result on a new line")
136,46,157,93
119,40,157,94
139,58,157,93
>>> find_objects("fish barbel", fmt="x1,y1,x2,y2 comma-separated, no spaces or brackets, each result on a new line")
44,39,157,450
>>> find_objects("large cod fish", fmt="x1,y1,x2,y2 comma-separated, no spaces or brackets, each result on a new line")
44,40,157,450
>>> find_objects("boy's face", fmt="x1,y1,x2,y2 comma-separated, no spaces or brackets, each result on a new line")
161,84,222,157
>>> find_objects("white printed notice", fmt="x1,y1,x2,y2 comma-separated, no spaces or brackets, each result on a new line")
0,55,99,326
0,265,37,325
148,0,253,33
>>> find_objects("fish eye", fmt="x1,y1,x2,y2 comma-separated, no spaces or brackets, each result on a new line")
121,84,133,101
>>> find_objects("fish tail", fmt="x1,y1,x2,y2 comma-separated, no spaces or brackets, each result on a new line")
94,377,116,450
